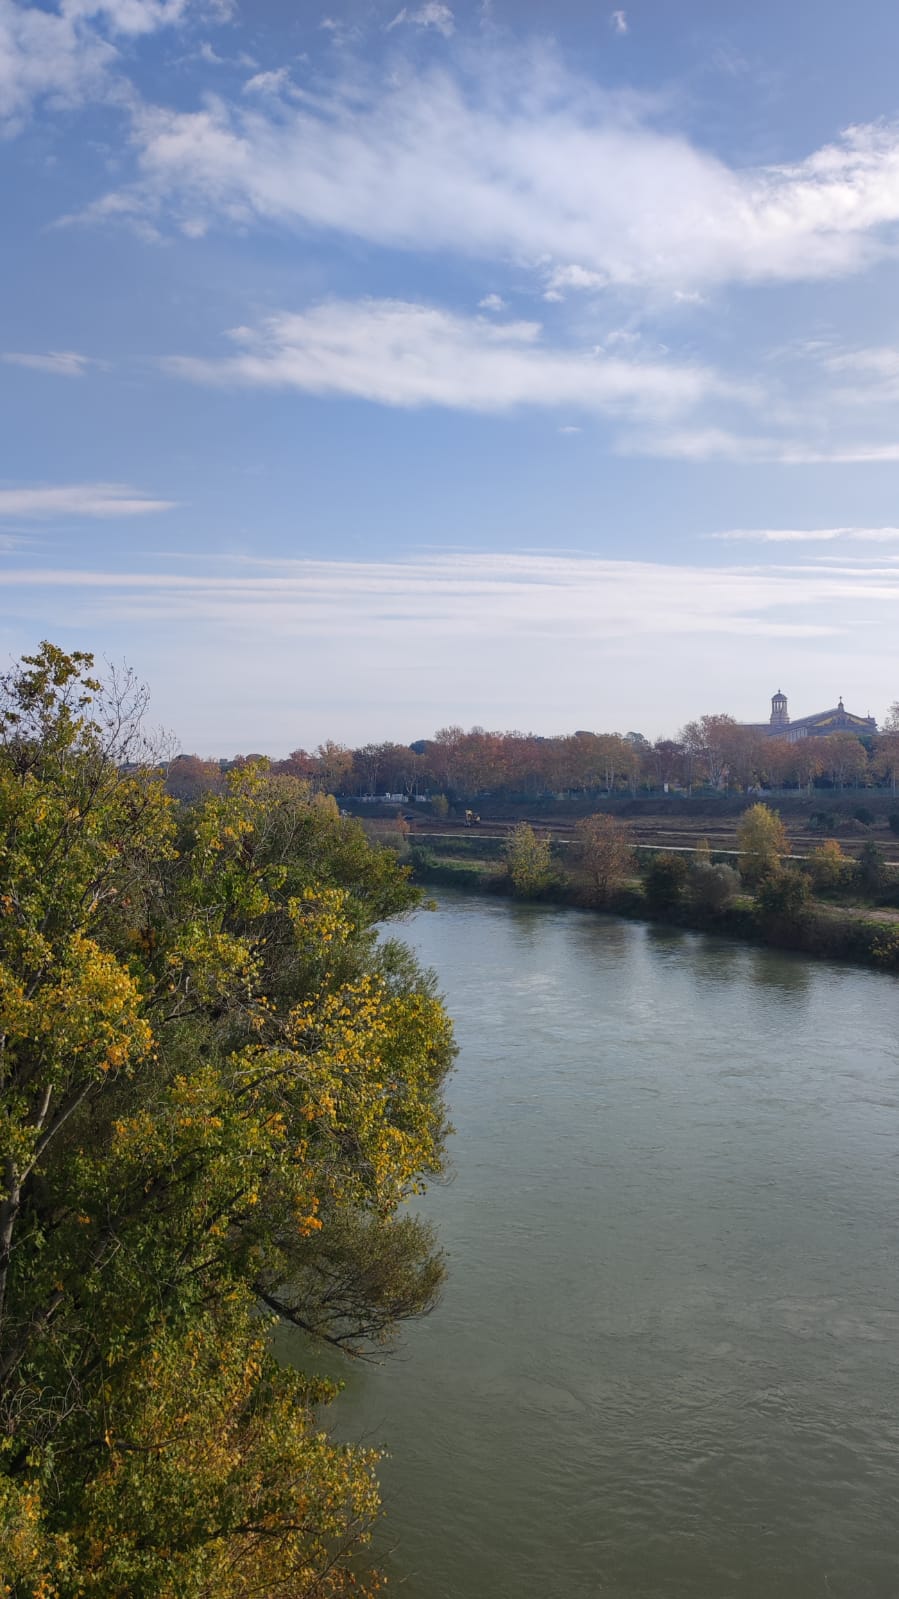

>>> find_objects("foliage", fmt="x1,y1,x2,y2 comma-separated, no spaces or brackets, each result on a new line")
853,805,876,826
0,645,455,1597
504,824,553,897
754,868,811,926
575,814,634,905
689,861,739,912
807,839,850,892
430,794,449,820
855,840,889,896
736,803,789,886
889,813,899,837
642,852,688,910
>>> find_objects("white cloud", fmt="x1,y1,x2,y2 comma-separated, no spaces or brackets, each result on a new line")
72,49,899,295
708,526,899,543
6,549,895,746
2,350,98,376
478,293,506,311
0,0,222,126
242,67,291,96
0,482,177,518
387,4,455,38
543,263,607,299
163,296,739,421
622,427,899,463
610,10,628,35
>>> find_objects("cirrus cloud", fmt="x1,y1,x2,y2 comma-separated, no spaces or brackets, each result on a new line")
163,297,743,421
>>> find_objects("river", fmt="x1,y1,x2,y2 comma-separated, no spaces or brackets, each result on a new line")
323,892,899,1598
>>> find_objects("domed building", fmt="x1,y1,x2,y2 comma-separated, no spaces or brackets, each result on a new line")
749,691,877,744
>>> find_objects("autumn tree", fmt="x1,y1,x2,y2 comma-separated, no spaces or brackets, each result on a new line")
504,823,553,897
0,645,454,1597
736,803,789,885
825,731,869,792
575,814,634,904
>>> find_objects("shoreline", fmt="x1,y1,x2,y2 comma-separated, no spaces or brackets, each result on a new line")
409,856,899,977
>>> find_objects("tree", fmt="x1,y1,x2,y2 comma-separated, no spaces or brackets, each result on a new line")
575,814,634,904
808,839,849,892
856,840,889,896
825,732,869,792
0,645,455,1596
736,803,789,885
689,861,739,912
504,823,553,897
642,852,688,910
755,868,811,928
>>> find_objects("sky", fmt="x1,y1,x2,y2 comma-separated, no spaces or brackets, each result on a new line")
2,0,899,754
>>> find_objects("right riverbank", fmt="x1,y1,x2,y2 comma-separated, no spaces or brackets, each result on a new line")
407,843,899,976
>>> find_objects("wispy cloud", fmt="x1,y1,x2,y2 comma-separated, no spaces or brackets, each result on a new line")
5,549,893,746
0,0,222,128
708,526,899,543
65,48,899,297
610,10,628,35
387,4,455,38
2,350,99,376
622,427,899,463
0,482,177,518
164,297,741,421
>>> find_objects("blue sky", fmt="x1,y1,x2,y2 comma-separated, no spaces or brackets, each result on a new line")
2,0,899,752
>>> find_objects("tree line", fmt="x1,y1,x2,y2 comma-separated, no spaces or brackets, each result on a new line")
167,707,899,805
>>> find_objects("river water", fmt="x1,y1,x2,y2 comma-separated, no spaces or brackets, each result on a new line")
329,893,899,1599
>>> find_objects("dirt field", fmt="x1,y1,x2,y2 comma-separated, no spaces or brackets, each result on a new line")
405,810,899,865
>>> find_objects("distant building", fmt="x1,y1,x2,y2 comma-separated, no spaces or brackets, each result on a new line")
745,691,877,744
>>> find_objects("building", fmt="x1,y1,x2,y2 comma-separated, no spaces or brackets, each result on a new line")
747,691,877,744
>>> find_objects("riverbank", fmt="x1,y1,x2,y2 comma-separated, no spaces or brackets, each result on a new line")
408,851,899,975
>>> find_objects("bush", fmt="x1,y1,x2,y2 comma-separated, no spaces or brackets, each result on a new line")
689,861,740,912
807,811,835,833
808,838,850,892
643,851,689,909
888,812,899,837
853,805,876,826
855,840,888,896
430,793,449,820
755,868,811,926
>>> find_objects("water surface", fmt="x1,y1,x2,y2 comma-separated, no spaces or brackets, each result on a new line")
325,894,899,1598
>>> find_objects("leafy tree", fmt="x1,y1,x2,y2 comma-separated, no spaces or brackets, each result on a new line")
855,840,889,896
754,868,811,927
808,839,849,892
0,645,454,1597
642,852,688,910
736,803,789,886
575,814,634,904
504,823,553,897
689,861,739,912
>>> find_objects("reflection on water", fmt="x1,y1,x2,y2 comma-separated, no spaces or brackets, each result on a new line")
293,893,899,1599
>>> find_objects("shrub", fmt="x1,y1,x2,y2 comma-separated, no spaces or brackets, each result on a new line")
888,812,899,837
855,840,888,896
642,851,689,910
689,861,740,912
807,811,836,833
755,869,811,926
430,793,449,820
808,838,850,892
853,805,876,826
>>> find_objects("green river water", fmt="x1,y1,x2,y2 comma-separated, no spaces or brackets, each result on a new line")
305,892,899,1599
